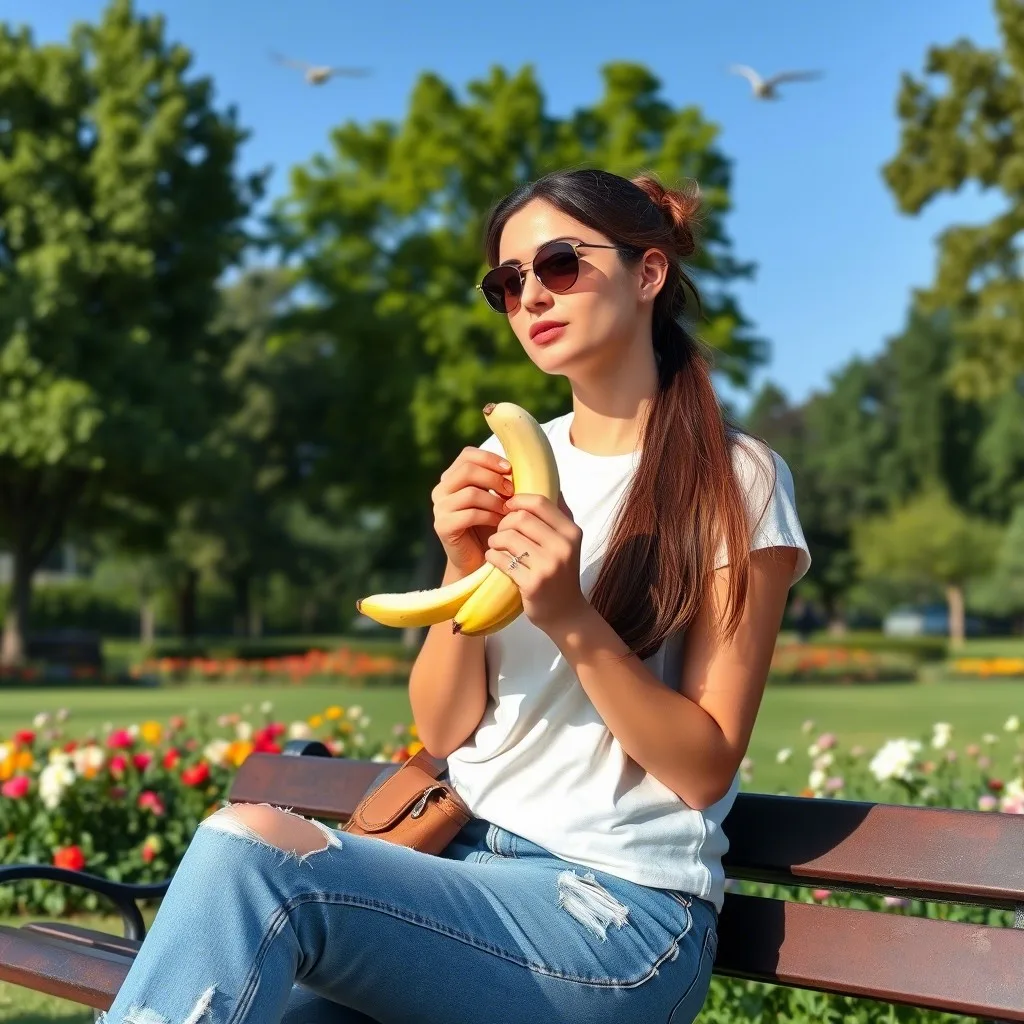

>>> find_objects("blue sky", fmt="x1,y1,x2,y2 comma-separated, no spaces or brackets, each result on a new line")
11,0,1003,411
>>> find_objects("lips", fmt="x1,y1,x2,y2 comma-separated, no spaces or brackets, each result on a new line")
529,320,567,344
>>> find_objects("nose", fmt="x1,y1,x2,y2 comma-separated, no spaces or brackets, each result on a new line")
519,267,553,314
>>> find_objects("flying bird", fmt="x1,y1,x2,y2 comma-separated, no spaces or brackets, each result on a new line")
270,52,372,86
728,64,822,100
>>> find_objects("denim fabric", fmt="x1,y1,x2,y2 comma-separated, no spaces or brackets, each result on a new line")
99,811,717,1024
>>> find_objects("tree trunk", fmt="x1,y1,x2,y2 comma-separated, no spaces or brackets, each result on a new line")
177,570,198,643
233,573,250,637
1,547,34,666
945,584,966,651
401,514,446,651
140,598,156,647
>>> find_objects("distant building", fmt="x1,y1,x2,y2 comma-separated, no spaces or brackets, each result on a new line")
0,543,82,585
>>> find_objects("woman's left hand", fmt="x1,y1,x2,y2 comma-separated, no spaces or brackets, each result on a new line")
485,492,588,635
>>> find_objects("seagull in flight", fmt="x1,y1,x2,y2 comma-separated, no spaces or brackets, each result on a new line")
270,52,372,86
729,64,822,100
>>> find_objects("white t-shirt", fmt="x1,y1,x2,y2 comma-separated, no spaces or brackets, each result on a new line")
446,411,811,911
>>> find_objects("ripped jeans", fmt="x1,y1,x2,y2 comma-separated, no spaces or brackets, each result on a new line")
99,808,718,1024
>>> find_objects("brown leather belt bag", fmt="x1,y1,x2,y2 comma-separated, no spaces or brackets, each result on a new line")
343,747,472,855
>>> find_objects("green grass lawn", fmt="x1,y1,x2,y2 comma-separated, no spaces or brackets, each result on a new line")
1,674,1021,1021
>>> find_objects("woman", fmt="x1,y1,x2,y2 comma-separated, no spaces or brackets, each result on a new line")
99,169,810,1024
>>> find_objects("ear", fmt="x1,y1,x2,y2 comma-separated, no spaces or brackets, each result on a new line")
638,248,670,303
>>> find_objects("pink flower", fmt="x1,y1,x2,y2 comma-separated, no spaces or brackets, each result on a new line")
966,744,980,758
137,790,166,816
1000,794,1024,815
816,733,837,752
811,889,832,901
132,752,152,772
1,776,30,799
825,776,845,793
978,755,992,770
106,729,134,750
978,795,998,811
883,896,909,909
109,754,129,777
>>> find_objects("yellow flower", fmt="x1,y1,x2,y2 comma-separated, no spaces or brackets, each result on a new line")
325,706,343,720
407,740,425,756
15,751,33,771
227,740,254,767
408,723,418,739
140,721,163,745
0,756,13,781
308,714,324,728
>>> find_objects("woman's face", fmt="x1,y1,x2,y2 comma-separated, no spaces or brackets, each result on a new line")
496,199,662,377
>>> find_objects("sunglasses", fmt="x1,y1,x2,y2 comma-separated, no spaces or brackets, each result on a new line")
477,239,620,314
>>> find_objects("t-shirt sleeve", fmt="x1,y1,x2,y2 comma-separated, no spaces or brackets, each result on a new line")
716,435,812,585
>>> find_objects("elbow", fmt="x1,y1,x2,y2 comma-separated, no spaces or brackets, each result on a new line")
678,767,737,812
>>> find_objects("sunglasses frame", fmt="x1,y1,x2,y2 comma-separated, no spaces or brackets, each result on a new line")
477,239,621,314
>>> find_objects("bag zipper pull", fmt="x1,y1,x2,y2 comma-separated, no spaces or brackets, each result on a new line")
411,785,442,818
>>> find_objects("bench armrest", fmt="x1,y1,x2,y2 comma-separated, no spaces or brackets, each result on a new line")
0,865,171,941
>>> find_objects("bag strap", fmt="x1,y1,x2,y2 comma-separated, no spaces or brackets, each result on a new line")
405,746,446,780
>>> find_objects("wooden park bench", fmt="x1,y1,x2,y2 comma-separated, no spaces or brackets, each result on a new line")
2,740,1022,1020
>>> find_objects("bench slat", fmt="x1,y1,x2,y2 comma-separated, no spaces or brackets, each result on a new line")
0,925,129,1010
716,893,1024,1020
21,922,142,959
723,794,1024,908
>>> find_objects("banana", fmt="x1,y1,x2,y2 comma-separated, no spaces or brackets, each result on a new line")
354,401,559,636
452,402,560,637
355,561,492,628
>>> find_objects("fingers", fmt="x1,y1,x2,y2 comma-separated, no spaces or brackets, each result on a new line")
442,486,507,517
434,452,513,505
486,527,535,561
442,508,506,534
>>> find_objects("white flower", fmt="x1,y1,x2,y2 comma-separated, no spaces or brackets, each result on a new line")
801,719,815,735
983,733,999,745
1004,778,1024,799
353,733,366,746
235,721,253,741
128,724,140,738
813,752,834,771
371,753,388,762
33,712,50,728
931,723,953,750
347,705,364,720
775,748,792,765
38,761,76,811
808,768,827,792
47,749,73,767
868,739,922,783
807,742,821,758
203,739,231,765
72,745,105,775
55,708,69,723
260,701,274,714
1005,715,1020,733
0,743,10,764
359,715,371,729
288,721,312,740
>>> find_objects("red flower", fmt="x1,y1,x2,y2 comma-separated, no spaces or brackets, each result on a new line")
252,734,281,754
63,740,78,753
133,752,152,772
53,845,86,871
137,790,166,816
109,754,128,777
987,779,1004,793
162,749,180,770
141,840,158,864
181,762,210,787
267,722,287,739
14,729,35,746
1,776,30,799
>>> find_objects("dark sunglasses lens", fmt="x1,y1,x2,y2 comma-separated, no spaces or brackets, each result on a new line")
481,266,521,313
534,243,580,292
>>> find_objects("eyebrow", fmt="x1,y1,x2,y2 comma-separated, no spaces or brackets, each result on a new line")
499,236,581,267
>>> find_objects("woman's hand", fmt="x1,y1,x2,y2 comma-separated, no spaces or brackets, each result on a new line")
431,448,514,576
485,492,588,635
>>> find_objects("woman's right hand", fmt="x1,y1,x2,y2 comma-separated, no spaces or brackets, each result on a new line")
431,447,514,576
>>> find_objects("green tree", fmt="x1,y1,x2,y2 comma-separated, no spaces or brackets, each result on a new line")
970,503,1024,630
279,62,766,616
0,0,260,661
883,0,1024,397
853,487,1003,648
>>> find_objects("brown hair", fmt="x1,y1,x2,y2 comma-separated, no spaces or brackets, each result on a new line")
484,168,775,659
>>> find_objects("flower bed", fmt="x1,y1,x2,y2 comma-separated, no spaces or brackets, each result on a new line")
132,647,412,686
768,644,918,684
945,657,1024,680
0,703,419,915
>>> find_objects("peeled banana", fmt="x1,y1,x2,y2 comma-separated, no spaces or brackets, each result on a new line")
354,401,560,635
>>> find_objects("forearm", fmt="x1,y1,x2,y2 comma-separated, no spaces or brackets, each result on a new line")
407,561,489,758
545,604,735,810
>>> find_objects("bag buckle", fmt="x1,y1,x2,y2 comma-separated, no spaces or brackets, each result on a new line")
411,785,444,819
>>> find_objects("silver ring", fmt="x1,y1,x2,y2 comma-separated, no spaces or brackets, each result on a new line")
507,550,529,572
